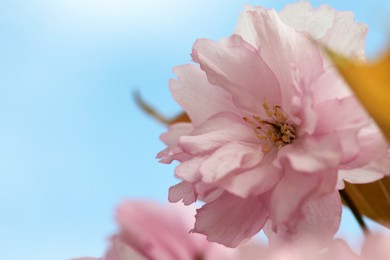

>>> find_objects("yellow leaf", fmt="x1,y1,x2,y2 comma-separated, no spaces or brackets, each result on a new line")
344,178,390,228
327,49,390,142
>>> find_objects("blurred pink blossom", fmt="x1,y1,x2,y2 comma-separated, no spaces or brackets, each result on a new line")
72,200,263,260
258,234,390,260
72,216,390,260
158,2,390,248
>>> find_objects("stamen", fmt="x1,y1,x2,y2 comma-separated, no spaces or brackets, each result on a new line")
243,98,297,152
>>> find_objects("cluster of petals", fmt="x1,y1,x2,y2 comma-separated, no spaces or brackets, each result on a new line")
158,2,390,248
71,200,262,260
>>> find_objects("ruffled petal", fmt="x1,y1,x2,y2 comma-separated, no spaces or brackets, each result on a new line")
170,64,238,126
290,70,318,135
160,123,193,147
193,192,268,247
264,169,320,227
314,96,370,163
105,238,146,260
314,96,369,134
326,239,359,260
192,35,281,115
264,158,338,229
361,234,390,260
217,151,282,198
116,201,196,260
157,123,193,164
277,134,341,173
168,181,197,205
200,142,263,183
340,126,390,184
235,6,323,113
175,156,204,183
266,191,342,250
311,68,352,105
179,112,257,155
322,12,368,59
279,2,367,59
195,182,224,203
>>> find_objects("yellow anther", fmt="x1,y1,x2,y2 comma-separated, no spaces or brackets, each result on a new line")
263,98,270,110
252,115,261,122
243,99,296,153
262,144,271,153
282,135,290,143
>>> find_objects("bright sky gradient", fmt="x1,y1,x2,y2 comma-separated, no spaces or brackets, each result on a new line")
1,1,390,260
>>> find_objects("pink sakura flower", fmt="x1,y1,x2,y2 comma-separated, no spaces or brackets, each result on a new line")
72,200,262,260
258,234,390,260
158,2,390,248
74,232,390,260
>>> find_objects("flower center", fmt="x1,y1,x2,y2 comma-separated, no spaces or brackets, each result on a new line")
243,99,297,152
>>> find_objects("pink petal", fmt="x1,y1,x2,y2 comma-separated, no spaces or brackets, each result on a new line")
105,238,146,260
233,5,262,51
319,10,367,60
200,142,263,183
157,146,189,164
234,243,268,260
217,151,282,198
362,234,390,260
193,192,268,247
168,181,197,205
266,191,342,250
170,64,238,126
279,2,368,59
340,126,390,184
195,182,224,203
326,239,359,260
314,96,369,134
179,112,257,155
279,2,340,40
157,123,193,164
116,201,197,260
160,123,193,147
264,170,319,227
311,68,352,105
264,162,338,227
234,6,323,114
290,72,318,135
277,134,341,173
175,156,204,183
192,35,281,115
314,96,370,163
333,129,362,164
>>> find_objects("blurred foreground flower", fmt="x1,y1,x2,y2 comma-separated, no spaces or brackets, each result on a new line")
72,200,263,260
253,234,390,260
71,200,390,260
157,2,390,248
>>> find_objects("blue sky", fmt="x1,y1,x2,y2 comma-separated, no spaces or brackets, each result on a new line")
0,1,389,259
